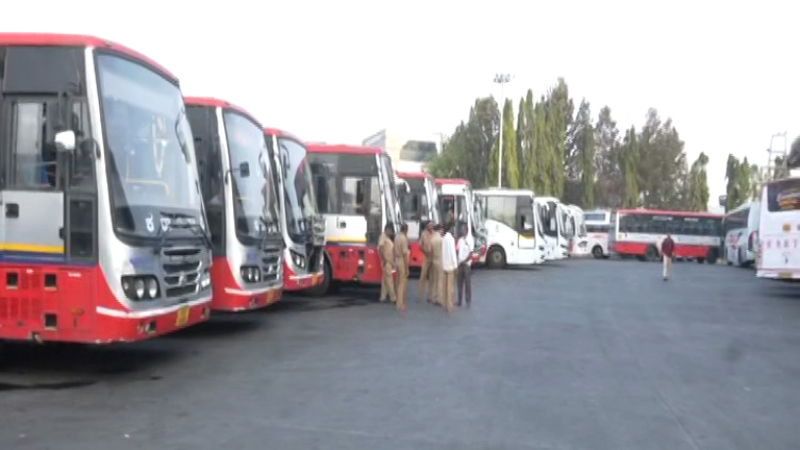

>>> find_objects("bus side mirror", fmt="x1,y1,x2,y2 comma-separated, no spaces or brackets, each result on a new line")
239,162,250,178
55,130,76,153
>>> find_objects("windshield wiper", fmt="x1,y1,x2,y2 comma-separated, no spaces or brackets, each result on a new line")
174,109,190,163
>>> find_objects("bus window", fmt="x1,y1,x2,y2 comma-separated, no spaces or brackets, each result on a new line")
516,197,535,232
767,179,800,212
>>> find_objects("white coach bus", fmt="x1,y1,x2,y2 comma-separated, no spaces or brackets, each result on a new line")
756,177,800,279
474,189,545,268
723,202,759,267
583,209,613,258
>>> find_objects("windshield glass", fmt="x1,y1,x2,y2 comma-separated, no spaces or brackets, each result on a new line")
379,155,401,227
98,54,203,237
400,178,428,221
279,138,317,239
224,111,277,241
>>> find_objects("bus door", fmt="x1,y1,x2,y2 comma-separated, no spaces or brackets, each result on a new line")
517,196,536,252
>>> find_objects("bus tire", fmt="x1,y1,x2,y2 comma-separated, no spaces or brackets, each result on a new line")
486,246,506,269
592,246,604,259
738,247,747,267
305,255,332,297
707,249,718,265
697,258,706,264
645,246,659,262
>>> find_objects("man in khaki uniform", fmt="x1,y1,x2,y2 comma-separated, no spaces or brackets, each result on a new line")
394,223,410,311
378,224,397,303
418,221,435,303
430,224,444,306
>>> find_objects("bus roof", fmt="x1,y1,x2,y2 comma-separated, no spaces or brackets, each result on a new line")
184,97,262,128
263,127,302,142
474,188,534,197
435,178,471,186
396,171,432,180
725,202,752,217
0,32,177,83
306,144,383,155
617,208,723,219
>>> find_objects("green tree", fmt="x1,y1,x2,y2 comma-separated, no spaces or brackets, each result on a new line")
725,154,741,211
619,126,640,207
565,99,595,207
517,92,535,190
594,106,622,207
501,99,520,188
686,152,709,211
637,109,687,209
544,79,572,197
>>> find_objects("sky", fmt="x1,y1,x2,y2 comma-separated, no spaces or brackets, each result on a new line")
5,0,798,211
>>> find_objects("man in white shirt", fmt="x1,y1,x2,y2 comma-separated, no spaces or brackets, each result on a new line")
456,224,472,307
440,224,458,313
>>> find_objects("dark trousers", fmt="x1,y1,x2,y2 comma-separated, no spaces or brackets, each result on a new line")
457,263,471,306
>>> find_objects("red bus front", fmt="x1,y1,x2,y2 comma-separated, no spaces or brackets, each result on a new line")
397,171,439,269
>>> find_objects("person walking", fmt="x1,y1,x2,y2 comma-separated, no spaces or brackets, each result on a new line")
456,224,472,307
661,234,675,281
430,224,444,305
394,223,410,311
441,224,458,313
418,221,435,303
378,224,397,302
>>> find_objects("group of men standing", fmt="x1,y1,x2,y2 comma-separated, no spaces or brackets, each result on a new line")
377,220,473,313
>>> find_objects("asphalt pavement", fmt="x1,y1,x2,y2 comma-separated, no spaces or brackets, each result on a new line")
2,259,800,450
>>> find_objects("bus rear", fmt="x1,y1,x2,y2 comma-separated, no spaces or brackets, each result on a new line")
757,178,800,279
307,144,401,290
0,34,212,344
185,98,283,311
583,209,612,258
397,171,439,269
264,129,326,293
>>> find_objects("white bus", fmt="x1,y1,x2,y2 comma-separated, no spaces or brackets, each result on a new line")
756,177,800,279
583,209,613,258
566,205,588,257
435,179,487,264
534,197,568,260
723,202,759,267
474,189,545,268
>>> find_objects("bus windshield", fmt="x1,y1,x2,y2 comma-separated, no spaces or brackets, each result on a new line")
400,178,428,221
223,111,278,241
279,138,317,240
98,54,204,238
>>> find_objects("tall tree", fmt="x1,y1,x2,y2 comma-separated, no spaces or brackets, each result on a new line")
637,109,687,209
531,98,551,194
594,106,622,207
686,152,710,211
565,99,595,207
517,92,535,190
502,99,520,188
544,79,572,197
619,126,640,207
725,154,741,211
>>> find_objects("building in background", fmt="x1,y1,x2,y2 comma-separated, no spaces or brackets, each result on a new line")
363,129,441,173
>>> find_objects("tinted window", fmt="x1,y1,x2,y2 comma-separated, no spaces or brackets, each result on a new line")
767,179,800,212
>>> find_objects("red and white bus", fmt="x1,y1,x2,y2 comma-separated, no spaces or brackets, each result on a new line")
396,171,439,268
0,34,213,344
306,144,402,292
263,128,326,292
756,177,800,279
185,97,283,311
613,209,723,263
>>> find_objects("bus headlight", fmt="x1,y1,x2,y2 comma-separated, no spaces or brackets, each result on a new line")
290,251,305,269
200,270,211,289
121,275,160,300
146,278,159,298
240,265,262,283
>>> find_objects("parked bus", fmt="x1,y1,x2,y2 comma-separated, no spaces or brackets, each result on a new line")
566,205,588,257
435,179,487,264
583,209,613,258
473,189,545,267
184,98,283,311
0,33,213,343
533,197,570,260
722,201,759,267
613,209,723,263
756,178,800,279
396,171,439,269
264,129,326,292
307,144,402,291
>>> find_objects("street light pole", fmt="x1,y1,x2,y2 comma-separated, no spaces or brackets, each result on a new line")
494,73,511,188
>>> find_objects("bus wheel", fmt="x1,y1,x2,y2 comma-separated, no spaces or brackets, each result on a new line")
707,250,718,265
592,246,603,259
486,247,506,269
697,258,706,264
645,246,659,262
306,258,332,297
738,248,747,267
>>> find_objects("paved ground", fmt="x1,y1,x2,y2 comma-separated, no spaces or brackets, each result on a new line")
2,259,800,450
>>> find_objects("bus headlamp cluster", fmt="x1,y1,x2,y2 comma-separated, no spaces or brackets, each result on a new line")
240,265,262,283
199,269,211,290
290,250,306,269
121,275,159,300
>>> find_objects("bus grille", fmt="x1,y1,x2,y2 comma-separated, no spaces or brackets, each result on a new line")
261,242,282,283
161,246,204,298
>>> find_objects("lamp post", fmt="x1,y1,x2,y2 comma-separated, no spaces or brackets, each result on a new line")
494,73,511,188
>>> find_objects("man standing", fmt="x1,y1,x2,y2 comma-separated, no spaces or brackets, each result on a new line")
378,224,397,302
456,224,472,307
394,223,410,311
430,224,444,305
418,221,435,303
441,224,458,313
661,234,675,281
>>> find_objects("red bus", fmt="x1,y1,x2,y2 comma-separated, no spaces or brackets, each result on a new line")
0,34,212,343
263,129,326,292
306,144,402,292
396,171,439,268
185,97,284,311
612,209,723,263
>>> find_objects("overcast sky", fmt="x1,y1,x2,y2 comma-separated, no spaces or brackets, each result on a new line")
6,0,798,210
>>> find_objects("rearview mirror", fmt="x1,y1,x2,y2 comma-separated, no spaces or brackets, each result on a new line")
239,162,250,178
55,130,76,153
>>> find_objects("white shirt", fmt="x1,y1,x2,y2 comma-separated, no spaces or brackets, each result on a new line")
441,232,458,272
457,237,472,266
